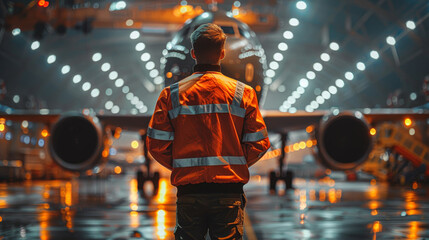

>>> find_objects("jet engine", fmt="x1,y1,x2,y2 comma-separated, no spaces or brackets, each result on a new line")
316,111,373,170
49,115,106,171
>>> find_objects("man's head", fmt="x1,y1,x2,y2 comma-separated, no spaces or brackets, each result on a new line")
190,23,227,64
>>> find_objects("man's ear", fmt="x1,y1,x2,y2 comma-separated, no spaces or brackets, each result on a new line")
191,49,196,60
220,49,225,60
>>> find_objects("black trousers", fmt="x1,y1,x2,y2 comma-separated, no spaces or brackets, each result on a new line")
174,193,246,240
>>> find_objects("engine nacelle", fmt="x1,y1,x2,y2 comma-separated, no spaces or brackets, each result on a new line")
49,115,106,171
316,111,373,170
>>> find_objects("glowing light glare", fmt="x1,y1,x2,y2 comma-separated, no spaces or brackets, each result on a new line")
289,107,297,113
149,69,159,78
329,42,339,51
278,42,288,51
61,65,71,74
296,1,307,10
22,120,29,128
101,63,111,72
292,91,301,99
31,41,40,50
47,55,56,64
269,61,279,70
356,62,366,71
406,20,416,30
328,86,337,94
131,140,139,149
345,71,354,80
370,128,376,136
370,50,379,59
92,53,102,62
297,86,305,94
322,91,331,99
114,166,122,174
140,53,151,62
82,82,91,91
13,95,20,103
409,128,415,136
12,28,21,36
266,69,275,78
130,30,140,40
122,85,130,93
278,85,286,93
386,36,396,46
105,101,114,110
335,79,344,88
320,53,330,62
126,92,134,100
313,62,323,71
135,42,146,52
306,71,316,80
289,18,300,26
145,61,155,70
404,118,412,127
109,71,118,80
316,96,325,104
310,101,319,109
410,92,417,101
126,19,134,26
111,105,120,114
299,78,309,88
115,78,124,87
105,88,113,96
154,76,164,85
72,74,82,84
283,31,294,39
264,78,273,85
91,88,100,98
273,52,284,61
305,105,313,112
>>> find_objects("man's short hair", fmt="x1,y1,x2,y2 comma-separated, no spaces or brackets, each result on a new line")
190,23,227,63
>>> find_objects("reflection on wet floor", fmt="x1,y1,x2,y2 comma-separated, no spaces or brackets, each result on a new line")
0,175,428,239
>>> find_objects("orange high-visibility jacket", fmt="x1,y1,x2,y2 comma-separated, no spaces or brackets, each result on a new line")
147,69,270,186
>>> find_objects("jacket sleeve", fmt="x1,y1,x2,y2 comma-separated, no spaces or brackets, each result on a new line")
146,88,174,170
242,87,271,166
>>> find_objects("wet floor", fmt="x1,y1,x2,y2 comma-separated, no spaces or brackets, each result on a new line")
0,174,428,239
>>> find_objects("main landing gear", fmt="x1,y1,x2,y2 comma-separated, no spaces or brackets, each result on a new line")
136,133,160,197
269,134,295,193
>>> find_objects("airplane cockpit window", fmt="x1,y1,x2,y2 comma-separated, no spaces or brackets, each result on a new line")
220,26,235,35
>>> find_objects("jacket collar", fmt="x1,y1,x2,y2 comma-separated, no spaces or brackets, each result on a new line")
193,64,221,73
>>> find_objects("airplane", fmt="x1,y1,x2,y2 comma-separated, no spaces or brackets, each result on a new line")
1,11,429,196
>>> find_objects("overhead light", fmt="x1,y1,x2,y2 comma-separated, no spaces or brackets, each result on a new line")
149,69,159,78
310,101,319,109
283,31,294,39
92,53,102,62
109,71,118,80
386,36,396,46
105,101,114,110
278,85,286,92
269,61,279,70
278,42,288,51
292,91,301,99
329,42,339,51
299,78,309,88
130,30,140,40
135,42,145,51
61,65,70,74
73,74,82,84
91,88,100,98
356,62,366,71
273,52,284,61
410,92,417,101
105,88,113,96
126,92,134,100
140,53,151,62
316,96,325,104
345,71,354,80
154,76,164,85
126,19,134,26
305,105,313,112
297,86,305,94
289,107,297,113
266,69,275,78
306,71,316,80
320,53,330,62
12,28,21,36
296,1,307,10
328,86,337,94
289,18,299,27
122,85,130,93
101,63,111,72
335,79,344,88
322,91,331,99
115,78,124,87
264,78,273,85
370,50,379,59
82,82,91,91
313,62,323,71
111,105,120,114
13,95,20,103
47,55,56,64
406,20,416,30
31,41,40,50
145,61,155,70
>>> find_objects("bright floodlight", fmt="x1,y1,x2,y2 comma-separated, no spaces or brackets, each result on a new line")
386,36,396,46
122,85,130,93
115,78,124,87
345,71,354,80
269,61,279,70
406,20,416,30
299,78,309,88
31,41,40,50
12,28,21,36
296,1,307,10
145,61,155,70
335,79,344,88
313,62,323,72
266,69,275,78
91,88,100,98
130,30,140,40
320,53,330,62
101,63,111,72
278,42,288,51
154,76,164,85
105,88,113,96
273,52,284,61
289,18,299,26
82,82,91,91
322,90,331,99
61,65,71,74
105,101,114,110
141,53,151,62
73,74,82,84
283,31,294,39
356,62,366,71
306,71,316,80
370,50,379,59
329,42,339,51
109,71,118,80
278,85,286,93
47,55,56,64
92,53,102,62
328,86,337,94
135,42,146,51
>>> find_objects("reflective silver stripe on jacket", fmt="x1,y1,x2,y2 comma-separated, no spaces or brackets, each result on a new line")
173,156,247,168
147,127,174,141
242,128,268,142
168,80,246,119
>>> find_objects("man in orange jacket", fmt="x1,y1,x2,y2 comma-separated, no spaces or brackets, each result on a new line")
147,23,270,240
